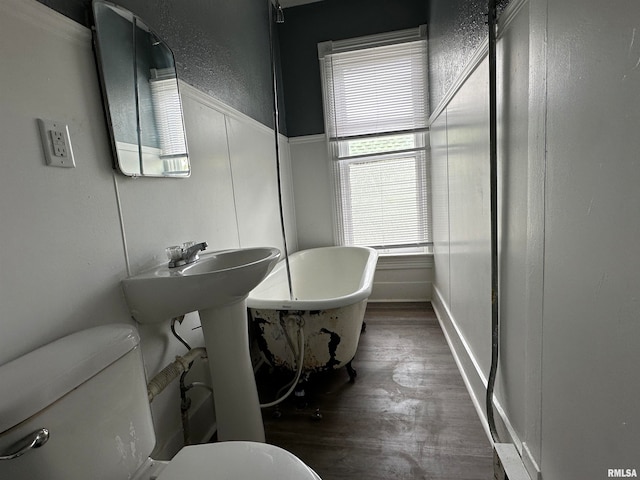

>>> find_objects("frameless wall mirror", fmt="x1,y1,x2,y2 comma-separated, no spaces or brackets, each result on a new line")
92,0,190,177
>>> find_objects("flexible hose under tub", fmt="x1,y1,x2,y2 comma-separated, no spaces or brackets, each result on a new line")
260,317,305,409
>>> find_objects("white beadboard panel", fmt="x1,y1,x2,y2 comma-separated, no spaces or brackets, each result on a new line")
178,82,297,255
541,0,640,477
288,135,335,250
115,98,240,277
445,57,492,375
370,254,433,302
369,281,431,302
225,115,287,254
370,276,432,302
276,135,299,254
522,0,547,472
430,110,451,307
495,0,530,462
182,94,243,251
0,0,132,366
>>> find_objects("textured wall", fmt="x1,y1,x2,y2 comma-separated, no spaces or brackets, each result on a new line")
37,0,277,130
277,0,428,138
37,0,512,136
428,0,509,113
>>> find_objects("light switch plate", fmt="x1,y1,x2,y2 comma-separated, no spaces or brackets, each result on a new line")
37,118,75,168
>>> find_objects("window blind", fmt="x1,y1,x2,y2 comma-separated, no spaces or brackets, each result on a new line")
336,151,429,247
321,38,428,140
149,73,188,158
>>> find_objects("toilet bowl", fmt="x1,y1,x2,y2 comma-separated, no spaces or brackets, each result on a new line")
0,325,321,480
151,442,320,479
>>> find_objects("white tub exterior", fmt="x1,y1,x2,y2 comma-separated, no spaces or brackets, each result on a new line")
247,246,378,372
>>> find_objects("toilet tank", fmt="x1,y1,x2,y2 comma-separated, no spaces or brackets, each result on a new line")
0,324,156,480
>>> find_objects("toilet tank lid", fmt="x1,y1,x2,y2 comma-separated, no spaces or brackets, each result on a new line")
0,324,140,434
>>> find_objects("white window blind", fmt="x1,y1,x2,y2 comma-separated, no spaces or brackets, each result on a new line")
149,69,188,158
319,28,431,251
322,40,429,140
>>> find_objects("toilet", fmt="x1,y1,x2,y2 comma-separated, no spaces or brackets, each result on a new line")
0,324,321,479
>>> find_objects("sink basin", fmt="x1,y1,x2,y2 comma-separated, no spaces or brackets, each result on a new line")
122,247,281,324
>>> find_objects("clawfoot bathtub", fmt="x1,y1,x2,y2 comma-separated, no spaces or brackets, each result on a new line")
247,246,378,380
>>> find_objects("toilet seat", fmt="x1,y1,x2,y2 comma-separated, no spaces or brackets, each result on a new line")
156,441,321,480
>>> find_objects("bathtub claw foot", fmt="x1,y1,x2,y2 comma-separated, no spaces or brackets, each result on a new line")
346,361,357,383
311,408,323,421
361,321,367,333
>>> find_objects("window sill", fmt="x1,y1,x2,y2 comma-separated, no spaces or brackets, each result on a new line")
377,246,432,256
376,251,433,270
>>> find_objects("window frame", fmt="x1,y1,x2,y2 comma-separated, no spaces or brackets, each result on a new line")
319,27,431,255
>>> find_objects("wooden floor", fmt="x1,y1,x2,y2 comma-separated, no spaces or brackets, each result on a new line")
256,303,494,480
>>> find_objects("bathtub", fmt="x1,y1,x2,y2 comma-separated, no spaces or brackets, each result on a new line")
247,246,378,378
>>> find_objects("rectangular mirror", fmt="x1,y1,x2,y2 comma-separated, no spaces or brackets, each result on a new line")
92,0,190,177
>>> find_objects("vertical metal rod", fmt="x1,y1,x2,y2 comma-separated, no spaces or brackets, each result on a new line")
486,0,501,444
132,17,143,174
268,0,294,301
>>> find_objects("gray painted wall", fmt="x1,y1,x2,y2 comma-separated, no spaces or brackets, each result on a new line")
37,0,277,130
38,0,509,137
277,0,428,138
428,0,509,113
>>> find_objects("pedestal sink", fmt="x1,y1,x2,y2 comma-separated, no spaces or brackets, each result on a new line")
122,247,280,442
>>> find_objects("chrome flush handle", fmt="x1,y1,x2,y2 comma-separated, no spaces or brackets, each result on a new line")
0,428,49,460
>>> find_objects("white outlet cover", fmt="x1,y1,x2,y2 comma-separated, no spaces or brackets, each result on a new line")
37,118,75,168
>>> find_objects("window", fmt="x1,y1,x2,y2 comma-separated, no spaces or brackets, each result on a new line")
319,27,431,254
149,68,188,159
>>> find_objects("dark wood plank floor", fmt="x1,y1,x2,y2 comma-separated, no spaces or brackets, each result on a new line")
257,302,494,480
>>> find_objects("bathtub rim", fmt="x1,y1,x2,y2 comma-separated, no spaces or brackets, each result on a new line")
246,246,378,311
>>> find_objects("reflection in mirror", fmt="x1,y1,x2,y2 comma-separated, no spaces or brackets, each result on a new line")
92,0,190,177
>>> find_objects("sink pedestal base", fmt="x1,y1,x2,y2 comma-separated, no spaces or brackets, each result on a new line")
199,300,265,442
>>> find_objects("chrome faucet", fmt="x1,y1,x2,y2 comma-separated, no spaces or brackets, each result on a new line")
183,241,208,264
167,241,208,268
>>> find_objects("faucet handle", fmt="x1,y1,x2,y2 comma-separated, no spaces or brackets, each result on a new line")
166,241,207,268
165,245,184,263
